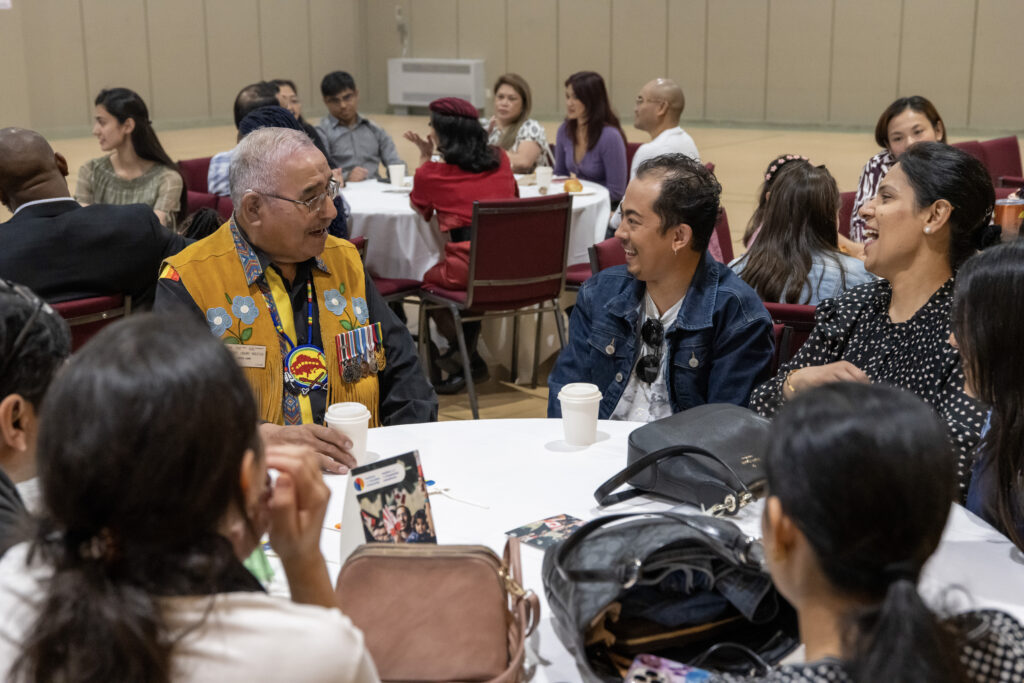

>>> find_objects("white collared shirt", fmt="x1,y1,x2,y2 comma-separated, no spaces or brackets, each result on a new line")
11,197,78,216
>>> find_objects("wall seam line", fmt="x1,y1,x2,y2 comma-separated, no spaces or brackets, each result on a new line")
256,0,264,78
702,0,708,119
78,0,91,122
202,0,213,119
142,0,155,111
826,0,835,123
895,0,905,97
966,0,979,128
763,0,770,121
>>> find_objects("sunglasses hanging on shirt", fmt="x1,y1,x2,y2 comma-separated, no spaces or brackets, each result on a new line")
635,318,664,384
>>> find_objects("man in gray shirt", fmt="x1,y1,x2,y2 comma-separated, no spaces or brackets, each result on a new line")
315,71,404,182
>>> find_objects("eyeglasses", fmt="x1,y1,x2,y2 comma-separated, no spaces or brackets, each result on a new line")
635,318,664,383
0,280,46,381
249,178,341,214
635,95,664,106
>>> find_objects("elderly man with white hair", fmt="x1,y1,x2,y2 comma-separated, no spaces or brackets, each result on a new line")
155,128,436,472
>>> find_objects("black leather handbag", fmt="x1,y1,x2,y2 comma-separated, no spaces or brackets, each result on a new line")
594,404,770,515
542,511,798,682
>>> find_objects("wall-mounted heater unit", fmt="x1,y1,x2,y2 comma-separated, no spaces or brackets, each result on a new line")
387,58,486,113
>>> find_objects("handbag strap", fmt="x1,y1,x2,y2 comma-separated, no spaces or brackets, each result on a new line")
491,538,541,683
553,511,763,585
593,444,751,507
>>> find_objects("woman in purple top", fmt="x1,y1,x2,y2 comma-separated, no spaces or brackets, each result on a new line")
553,71,628,203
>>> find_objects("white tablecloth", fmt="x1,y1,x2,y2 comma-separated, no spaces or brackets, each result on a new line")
342,179,610,280
312,418,1024,682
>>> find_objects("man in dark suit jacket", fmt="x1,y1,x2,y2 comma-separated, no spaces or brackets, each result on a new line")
0,127,187,309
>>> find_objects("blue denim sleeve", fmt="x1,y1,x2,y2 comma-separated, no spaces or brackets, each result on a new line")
547,281,594,418
706,307,775,408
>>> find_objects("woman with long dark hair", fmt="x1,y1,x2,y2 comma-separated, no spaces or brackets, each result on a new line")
847,95,947,249
736,382,1024,682
741,153,810,247
0,314,378,681
553,71,628,203
404,97,518,393
731,162,874,305
486,73,553,173
76,87,186,228
751,142,991,495
953,241,1024,549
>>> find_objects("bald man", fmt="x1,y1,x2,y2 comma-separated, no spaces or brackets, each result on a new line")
630,78,700,177
0,127,187,308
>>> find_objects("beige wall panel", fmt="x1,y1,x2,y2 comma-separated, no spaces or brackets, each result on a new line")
557,0,611,116
0,5,31,127
362,0,412,112
507,0,559,118
829,0,901,126
309,0,364,122
610,0,668,120
20,0,91,133
766,0,831,123
81,0,151,105
409,0,458,58
458,0,507,109
666,0,707,120
705,0,767,121
898,0,974,128
970,0,1024,129
146,0,211,123
205,0,263,121
260,0,313,103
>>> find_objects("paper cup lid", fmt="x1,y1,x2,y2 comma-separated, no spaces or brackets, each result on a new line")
326,402,370,420
996,198,1024,205
559,383,602,401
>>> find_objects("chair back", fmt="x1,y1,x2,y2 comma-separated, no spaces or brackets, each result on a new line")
763,302,816,358
625,142,642,172
588,237,626,274
51,294,130,352
713,207,733,263
186,190,218,216
465,194,573,309
952,140,987,167
980,136,1023,183
177,157,212,194
771,323,793,373
348,235,367,259
838,191,856,238
215,195,234,220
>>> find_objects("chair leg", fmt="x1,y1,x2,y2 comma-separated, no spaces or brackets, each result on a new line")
511,314,520,384
450,304,478,420
553,301,568,348
531,309,543,388
418,302,432,381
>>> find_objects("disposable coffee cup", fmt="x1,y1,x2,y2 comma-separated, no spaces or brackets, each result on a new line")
388,164,406,187
325,402,371,466
535,165,553,191
558,383,602,446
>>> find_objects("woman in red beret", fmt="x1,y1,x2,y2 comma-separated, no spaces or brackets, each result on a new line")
404,98,518,394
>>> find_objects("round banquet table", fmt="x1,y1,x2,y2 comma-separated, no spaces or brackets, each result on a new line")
342,178,611,280
304,419,1024,682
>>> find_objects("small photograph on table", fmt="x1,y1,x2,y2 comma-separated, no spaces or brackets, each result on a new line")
351,450,437,544
506,513,585,549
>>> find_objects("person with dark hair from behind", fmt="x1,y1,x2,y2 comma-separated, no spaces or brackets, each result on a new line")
730,162,874,306
741,154,810,247
952,241,1024,549
0,127,188,310
752,142,991,495
270,78,334,165
718,382,1024,683
178,206,223,241
404,97,518,394
76,87,186,228
316,70,404,183
548,153,773,421
207,81,280,196
0,314,379,681
0,282,71,557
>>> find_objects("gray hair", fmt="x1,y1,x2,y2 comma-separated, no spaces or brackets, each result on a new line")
229,127,318,207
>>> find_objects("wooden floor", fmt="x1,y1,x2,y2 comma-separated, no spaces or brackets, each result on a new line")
9,116,1015,421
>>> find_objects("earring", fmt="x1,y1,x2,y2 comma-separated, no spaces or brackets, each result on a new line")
672,246,679,256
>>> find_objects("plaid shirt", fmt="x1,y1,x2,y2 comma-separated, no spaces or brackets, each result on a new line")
207,149,234,196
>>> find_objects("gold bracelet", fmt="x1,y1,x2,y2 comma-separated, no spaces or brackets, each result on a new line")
785,368,800,395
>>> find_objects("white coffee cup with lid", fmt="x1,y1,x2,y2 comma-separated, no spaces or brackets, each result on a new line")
557,383,602,446
325,402,371,466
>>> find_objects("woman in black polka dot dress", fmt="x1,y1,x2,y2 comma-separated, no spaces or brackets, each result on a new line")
750,142,991,494
719,384,1024,683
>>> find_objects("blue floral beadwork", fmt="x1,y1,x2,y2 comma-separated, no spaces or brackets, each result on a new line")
206,307,232,336
352,297,369,324
324,289,347,316
231,295,259,325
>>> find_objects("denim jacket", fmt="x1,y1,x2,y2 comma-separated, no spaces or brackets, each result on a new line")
548,255,775,419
